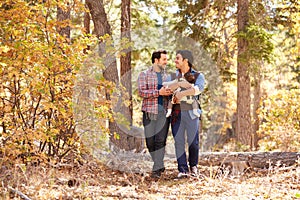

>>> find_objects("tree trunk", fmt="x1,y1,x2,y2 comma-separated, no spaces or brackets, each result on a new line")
237,0,252,149
85,0,111,37
83,8,90,35
120,0,132,122
57,6,71,39
83,7,91,54
117,0,143,151
199,152,300,169
86,0,143,152
252,64,261,149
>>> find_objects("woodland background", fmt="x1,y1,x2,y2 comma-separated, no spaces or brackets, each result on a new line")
0,0,299,199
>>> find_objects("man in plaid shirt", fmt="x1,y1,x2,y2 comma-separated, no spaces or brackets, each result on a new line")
137,50,172,178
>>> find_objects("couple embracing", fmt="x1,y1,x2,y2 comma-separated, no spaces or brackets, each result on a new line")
137,49,205,179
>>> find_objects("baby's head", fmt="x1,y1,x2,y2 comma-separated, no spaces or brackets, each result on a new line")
184,72,195,84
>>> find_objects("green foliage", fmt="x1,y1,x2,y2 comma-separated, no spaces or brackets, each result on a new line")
0,0,96,164
258,89,300,151
236,24,274,64
276,24,300,83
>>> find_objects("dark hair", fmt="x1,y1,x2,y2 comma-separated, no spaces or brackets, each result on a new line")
151,49,167,64
176,50,193,68
184,72,196,84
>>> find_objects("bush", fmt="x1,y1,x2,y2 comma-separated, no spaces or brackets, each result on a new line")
258,89,300,151
0,0,95,164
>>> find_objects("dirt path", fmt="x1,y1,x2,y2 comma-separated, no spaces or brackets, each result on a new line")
2,154,299,200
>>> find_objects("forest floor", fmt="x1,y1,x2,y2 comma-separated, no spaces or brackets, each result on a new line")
1,152,300,200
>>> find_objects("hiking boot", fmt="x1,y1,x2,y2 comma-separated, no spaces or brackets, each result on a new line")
151,170,161,178
177,171,189,178
190,166,198,177
159,167,165,173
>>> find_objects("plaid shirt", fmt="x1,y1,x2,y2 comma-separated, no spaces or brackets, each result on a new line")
137,67,170,114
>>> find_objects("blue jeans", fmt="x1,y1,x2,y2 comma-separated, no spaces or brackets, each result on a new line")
171,110,199,173
143,111,170,171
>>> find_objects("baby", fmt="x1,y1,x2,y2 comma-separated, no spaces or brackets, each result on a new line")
163,72,200,118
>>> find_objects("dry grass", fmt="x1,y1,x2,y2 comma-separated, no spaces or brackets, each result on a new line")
1,155,300,200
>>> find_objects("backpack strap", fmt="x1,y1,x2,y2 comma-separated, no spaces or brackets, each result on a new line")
192,71,202,109
193,71,200,81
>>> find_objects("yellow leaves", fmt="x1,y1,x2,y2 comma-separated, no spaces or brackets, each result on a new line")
94,104,112,120
258,89,300,151
277,24,285,30
0,45,10,53
0,45,11,68
113,132,120,140
0,0,91,164
0,62,7,67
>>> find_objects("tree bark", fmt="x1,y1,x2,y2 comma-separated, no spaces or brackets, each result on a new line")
57,6,71,39
85,0,143,152
199,152,300,169
116,0,143,151
237,0,252,149
83,8,91,35
120,0,132,124
83,8,91,54
252,64,261,149
85,0,111,37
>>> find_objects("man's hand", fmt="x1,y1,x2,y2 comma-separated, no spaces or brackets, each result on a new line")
159,87,172,96
172,95,180,104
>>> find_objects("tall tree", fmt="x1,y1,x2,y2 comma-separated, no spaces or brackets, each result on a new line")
237,0,252,148
120,0,132,124
85,0,143,152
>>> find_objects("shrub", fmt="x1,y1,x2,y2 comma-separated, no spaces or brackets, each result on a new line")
258,89,300,151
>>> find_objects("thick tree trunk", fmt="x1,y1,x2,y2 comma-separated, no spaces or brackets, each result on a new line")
114,0,143,152
120,0,132,123
85,0,111,37
83,8,90,35
237,0,252,149
252,66,261,149
86,0,143,152
199,152,300,169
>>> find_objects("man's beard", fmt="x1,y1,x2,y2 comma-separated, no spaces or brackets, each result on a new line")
158,64,165,71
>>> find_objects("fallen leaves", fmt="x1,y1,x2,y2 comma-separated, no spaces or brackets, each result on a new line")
0,156,299,199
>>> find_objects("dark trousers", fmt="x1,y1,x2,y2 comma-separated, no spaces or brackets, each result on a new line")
143,111,170,171
171,110,199,173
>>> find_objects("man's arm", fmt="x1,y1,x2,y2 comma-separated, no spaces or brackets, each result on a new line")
175,72,205,101
163,79,180,91
174,87,195,101
137,71,159,98
138,71,172,98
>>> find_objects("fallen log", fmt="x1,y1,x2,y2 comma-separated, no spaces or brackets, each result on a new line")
199,152,300,169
